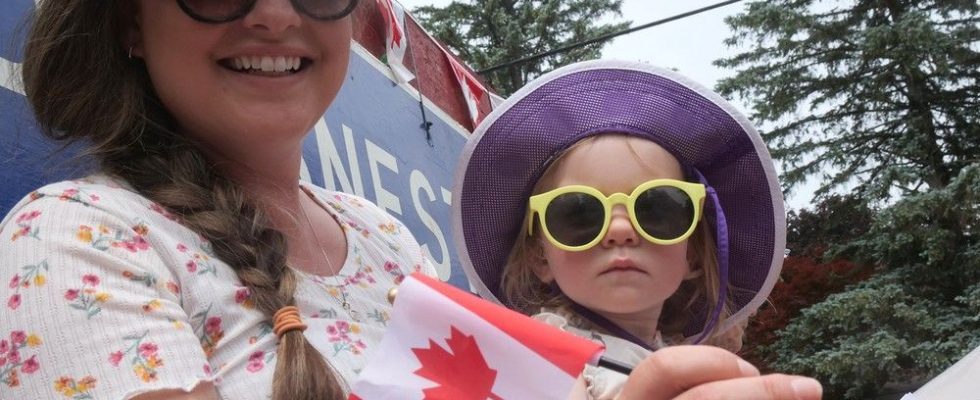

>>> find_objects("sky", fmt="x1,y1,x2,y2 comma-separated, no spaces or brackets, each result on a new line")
395,0,818,210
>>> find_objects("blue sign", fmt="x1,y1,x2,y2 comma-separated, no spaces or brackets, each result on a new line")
0,3,470,288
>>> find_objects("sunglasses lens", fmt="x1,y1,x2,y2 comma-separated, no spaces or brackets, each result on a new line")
180,0,252,22
296,0,357,19
544,192,605,247
634,186,695,240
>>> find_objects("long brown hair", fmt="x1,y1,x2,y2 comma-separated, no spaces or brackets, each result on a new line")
501,135,731,343
22,1,344,398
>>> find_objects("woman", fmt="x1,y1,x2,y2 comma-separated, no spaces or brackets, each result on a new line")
0,1,820,399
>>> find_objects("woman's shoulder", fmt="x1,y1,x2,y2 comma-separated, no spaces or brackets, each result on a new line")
3,175,169,223
1,174,197,258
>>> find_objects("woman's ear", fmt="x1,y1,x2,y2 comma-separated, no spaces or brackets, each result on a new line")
120,1,145,59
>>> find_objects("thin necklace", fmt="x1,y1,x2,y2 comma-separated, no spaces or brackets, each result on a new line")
300,190,361,322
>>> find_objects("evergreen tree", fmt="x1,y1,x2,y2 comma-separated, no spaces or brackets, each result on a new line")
716,1,980,398
413,0,630,95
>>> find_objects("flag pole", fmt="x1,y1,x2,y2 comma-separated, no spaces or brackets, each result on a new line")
597,356,634,375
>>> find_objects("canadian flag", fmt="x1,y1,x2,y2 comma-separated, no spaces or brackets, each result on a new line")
348,273,604,400
376,0,416,83
444,53,489,127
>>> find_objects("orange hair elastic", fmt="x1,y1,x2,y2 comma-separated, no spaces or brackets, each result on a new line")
273,306,307,337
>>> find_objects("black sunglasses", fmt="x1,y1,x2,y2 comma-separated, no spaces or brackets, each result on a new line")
177,0,358,23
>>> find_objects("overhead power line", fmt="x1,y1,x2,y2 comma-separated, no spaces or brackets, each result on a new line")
477,0,744,75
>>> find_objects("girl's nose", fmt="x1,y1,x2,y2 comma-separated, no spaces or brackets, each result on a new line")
602,205,639,248
242,0,303,34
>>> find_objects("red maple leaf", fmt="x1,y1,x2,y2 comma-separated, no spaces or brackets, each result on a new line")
412,326,502,400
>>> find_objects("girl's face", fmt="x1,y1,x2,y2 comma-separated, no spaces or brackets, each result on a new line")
129,0,352,155
531,135,694,323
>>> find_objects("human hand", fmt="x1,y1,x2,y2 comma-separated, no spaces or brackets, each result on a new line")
618,345,822,400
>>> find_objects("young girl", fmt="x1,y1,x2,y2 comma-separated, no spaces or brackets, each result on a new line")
452,60,787,399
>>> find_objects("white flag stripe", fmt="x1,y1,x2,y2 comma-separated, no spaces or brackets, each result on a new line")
446,59,483,127
1,57,25,96
353,277,578,399
378,0,416,84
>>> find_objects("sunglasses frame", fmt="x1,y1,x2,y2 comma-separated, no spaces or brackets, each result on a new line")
527,179,706,252
177,0,359,24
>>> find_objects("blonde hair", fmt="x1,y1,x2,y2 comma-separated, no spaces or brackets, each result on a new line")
501,135,731,342
22,1,344,398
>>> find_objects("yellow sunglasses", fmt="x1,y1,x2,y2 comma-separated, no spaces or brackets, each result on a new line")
527,179,706,251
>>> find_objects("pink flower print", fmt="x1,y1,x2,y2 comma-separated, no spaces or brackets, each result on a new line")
138,342,158,358
150,203,176,221
7,348,19,364
108,351,123,367
176,243,188,253
1,331,41,387
325,321,365,356
192,306,224,357
21,355,38,374
7,261,50,311
109,331,163,383
180,248,217,276
383,261,399,274
82,274,99,286
166,281,180,296
113,235,150,253
15,211,40,224
234,288,249,303
203,363,213,377
246,351,265,373
10,211,41,241
343,270,377,287
66,275,110,319
90,193,100,202
10,331,25,346
205,317,222,336
234,287,254,309
80,224,149,252
58,188,79,201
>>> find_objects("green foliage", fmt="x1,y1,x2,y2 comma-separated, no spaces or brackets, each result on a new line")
763,268,980,399
413,0,630,95
786,194,874,258
716,0,980,201
717,1,980,398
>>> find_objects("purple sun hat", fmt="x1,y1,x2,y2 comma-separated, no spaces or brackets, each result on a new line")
451,60,786,342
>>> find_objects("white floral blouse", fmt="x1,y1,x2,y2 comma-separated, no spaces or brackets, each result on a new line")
0,175,435,400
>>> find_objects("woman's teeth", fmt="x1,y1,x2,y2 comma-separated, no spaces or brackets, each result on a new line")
230,56,303,73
